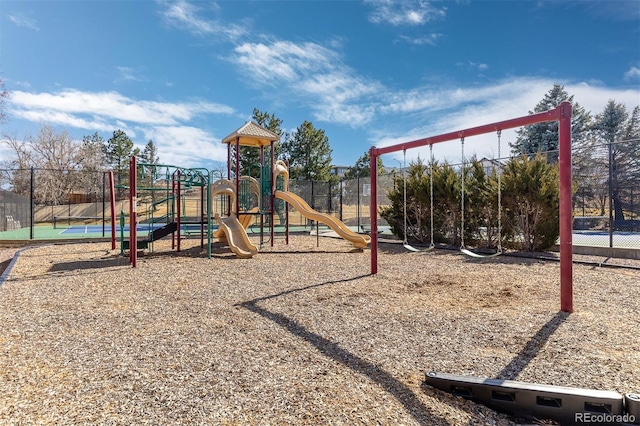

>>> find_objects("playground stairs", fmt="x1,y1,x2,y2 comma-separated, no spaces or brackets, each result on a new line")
122,222,178,250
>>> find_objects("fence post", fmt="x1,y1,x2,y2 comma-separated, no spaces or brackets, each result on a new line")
339,178,343,221
357,176,360,231
608,140,614,248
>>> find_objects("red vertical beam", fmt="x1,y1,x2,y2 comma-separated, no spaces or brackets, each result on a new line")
108,170,116,250
130,156,137,268
260,145,265,246
235,137,240,216
369,147,378,274
558,101,573,313
270,141,275,246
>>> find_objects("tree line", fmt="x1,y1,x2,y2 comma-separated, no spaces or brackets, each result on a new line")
381,85,639,251
0,103,341,204
1,77,638,223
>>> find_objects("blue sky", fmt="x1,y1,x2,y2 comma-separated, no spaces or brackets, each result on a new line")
2,0,639,171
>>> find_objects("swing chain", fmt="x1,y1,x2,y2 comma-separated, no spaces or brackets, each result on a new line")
496,130,502,252
429,144,434,248
403,149,408,244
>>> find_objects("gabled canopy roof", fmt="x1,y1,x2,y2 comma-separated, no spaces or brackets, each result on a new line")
221,121,280,147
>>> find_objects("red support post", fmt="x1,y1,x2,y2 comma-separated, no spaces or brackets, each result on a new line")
129,156,137,268
270,141,275,247
235,136,240,216
558,101,573,313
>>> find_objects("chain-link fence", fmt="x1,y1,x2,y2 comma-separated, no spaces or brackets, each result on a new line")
0,168,113,237
571,139,640,248
1,159,639,249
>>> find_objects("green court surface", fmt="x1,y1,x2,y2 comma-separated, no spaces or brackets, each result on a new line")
0,223,333,243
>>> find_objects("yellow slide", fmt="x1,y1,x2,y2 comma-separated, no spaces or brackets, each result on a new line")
215,213,258,258
275,190,371,249
210,179,258,258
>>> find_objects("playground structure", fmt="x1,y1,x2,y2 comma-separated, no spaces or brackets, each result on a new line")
368,102,574,312
116,121,371,266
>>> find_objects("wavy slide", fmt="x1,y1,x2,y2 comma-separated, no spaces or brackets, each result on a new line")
210,179,258,258
275,190,371,249
215,213,258,258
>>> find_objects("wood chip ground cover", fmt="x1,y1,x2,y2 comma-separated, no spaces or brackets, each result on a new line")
0,237,638,425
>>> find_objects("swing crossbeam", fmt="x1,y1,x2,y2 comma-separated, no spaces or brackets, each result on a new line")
368,102,574,313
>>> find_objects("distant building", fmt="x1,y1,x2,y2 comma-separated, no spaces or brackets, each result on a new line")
330,166,350,177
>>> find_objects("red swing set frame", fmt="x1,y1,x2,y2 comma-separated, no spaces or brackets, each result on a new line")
368,101,573,313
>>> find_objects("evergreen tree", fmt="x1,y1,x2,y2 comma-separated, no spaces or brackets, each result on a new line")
252,107,284,159
594,101,640,222
141,139,159,165
139,139,160,195
501,155,559,251
232,109,285,178
105,129,139,189
282,121,332,181
510,84,591,163
344,150,384,179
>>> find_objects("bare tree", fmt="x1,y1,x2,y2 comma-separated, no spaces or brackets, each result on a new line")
0,75,8,124
0,133,33,195
1,124,85,204
77,132,108,201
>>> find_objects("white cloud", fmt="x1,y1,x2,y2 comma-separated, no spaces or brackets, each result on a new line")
624,66,640,81
398,33,442,46
142,125,228,166
7,89,236,168
230,39,382,126
158,0,245,40
365,0,446,26
116,66,145,83
371,77,640,165
10,89,235,126
232,40,341,85
8,13,39,31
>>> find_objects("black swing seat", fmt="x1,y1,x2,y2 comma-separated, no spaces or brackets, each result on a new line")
403,242,435,252
460,246,502,258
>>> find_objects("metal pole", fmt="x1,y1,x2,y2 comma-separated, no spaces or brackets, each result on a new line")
339,178,343,221
369,148,378,274
130,156,137,268
558,101,573,313
357,176,360,231
608,140,614,248
30,167,34,240
109,171,116,250
102,172,106,237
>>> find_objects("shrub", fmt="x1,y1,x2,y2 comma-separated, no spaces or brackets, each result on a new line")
501,155,559,251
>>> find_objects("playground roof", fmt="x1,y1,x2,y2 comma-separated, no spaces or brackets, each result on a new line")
222,121,281,147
